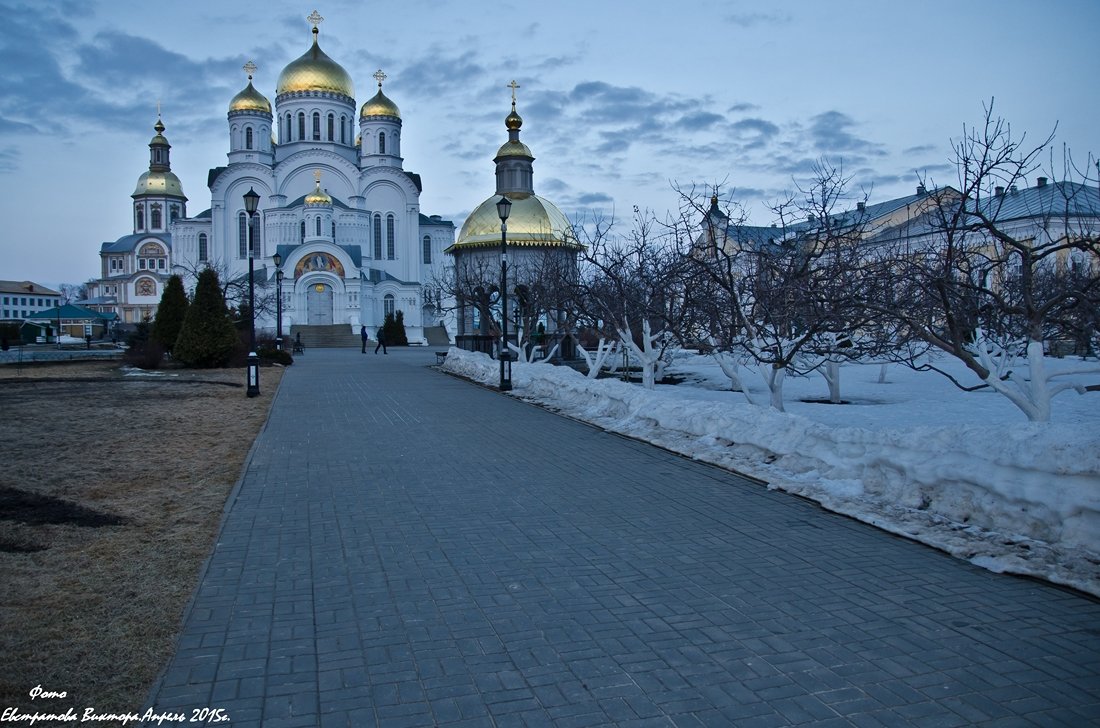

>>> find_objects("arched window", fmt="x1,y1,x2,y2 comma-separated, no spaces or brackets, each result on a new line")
423,235,432,264
312,112,320,140
378,131,386,154
170,204,180,223
386,214,395,260
151,204,162,229
239,212,249,258
340,115,346,144
331,221,336,239
384,293,395,319
298,112,305,140
198,233,208,262
315,216,322,237
327,113,334,141
300,220,306,243
136,206,144,231
285,113,291,142
245,126,253,150
373,214,382,259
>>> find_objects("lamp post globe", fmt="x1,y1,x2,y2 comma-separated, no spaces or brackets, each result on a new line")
244,187,260,398
497,195,512,392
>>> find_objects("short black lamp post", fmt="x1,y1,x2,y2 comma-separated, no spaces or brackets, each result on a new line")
243,187,261,398
497,195,513,391
272,251,284,350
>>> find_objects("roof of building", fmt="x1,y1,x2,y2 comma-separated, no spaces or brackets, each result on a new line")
973,180,1100,221
0,280,60,296
100,233,172,253
25,304,116,321
419,213,454,227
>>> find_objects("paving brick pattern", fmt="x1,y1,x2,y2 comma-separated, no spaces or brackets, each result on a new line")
146,349,1100,726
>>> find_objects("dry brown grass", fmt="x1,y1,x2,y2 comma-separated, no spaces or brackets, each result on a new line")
0,360,282,718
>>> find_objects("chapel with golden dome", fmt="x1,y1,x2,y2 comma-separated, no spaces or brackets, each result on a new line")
90,10,455,341
447,83,581,354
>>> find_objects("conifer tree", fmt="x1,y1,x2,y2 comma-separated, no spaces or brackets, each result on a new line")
173,268,239,367
383,309,409,346
152,275,188,354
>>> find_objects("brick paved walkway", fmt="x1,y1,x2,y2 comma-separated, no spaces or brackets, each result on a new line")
145,348,1100,727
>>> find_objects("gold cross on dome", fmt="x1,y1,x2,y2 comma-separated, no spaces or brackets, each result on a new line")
307,10,324,29
243,60,257,80
373,69,387,88
508,79,520,103
156,99,161,117
314,169,322,184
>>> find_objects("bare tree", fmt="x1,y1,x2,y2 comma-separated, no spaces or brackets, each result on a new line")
674,163,877,410
570,208,691,389
866,103,1100,421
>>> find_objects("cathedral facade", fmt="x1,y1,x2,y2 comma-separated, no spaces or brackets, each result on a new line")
88,13,454,344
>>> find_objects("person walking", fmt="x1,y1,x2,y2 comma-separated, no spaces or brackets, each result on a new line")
374,327,387,354
361,325,368,354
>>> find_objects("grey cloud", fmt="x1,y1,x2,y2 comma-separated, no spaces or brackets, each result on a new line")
809,111,885,156
676,111,724,131
727,102,759,113
0,146,20,173
576,192,614,205
903,144,937,155
723,11,791,27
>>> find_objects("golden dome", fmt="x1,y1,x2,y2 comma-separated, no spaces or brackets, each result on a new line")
495,139,533,159
359,89,400,119
506,107,522,131
133,170,186,199
448,193,579,252
304,172,332,206
276,29,354,98
229,80,272,113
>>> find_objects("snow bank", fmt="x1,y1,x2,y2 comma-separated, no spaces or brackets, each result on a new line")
442,347,1100,596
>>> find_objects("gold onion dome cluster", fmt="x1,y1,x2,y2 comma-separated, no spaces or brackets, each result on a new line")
229,81,272,113
276,30,354,98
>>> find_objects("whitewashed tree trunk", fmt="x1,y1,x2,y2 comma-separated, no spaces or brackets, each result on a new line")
617,319,664,390
577,338,619,378
819,359,842,403
969,330,1097,422
758,364,786,411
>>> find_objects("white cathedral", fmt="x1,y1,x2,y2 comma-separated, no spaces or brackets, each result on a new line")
87,12,455,344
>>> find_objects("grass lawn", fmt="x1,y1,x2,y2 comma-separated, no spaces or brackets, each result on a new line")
0,360,282,717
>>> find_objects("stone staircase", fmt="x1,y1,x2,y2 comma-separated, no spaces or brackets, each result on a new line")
289,324,361,349
423,325,451,347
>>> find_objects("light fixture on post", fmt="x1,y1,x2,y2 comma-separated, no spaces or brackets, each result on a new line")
272,251,284,351
496,195,513,391
243,187,261,398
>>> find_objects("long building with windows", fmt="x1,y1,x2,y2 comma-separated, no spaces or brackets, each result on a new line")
87,11,454,342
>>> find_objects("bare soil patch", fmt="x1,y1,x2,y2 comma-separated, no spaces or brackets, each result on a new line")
0,360,283,721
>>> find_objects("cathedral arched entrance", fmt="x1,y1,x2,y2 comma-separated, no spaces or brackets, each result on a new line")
306,282,334,325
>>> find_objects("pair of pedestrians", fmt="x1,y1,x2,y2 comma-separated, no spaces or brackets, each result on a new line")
360,325,387,354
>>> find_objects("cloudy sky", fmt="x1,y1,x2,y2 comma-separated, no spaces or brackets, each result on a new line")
1,0,1097,287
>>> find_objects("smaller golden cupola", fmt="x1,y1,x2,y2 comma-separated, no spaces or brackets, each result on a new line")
304,170,332,207
229,60,272,114
359,69,401,120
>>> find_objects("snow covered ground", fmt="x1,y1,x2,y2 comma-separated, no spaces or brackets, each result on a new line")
442,347,1100,597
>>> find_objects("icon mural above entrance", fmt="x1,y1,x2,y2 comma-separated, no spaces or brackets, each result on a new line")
295,252,345,277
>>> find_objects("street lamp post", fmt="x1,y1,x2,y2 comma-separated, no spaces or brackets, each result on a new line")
273,251,284,350
243,187,260,398
497,195,512,391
